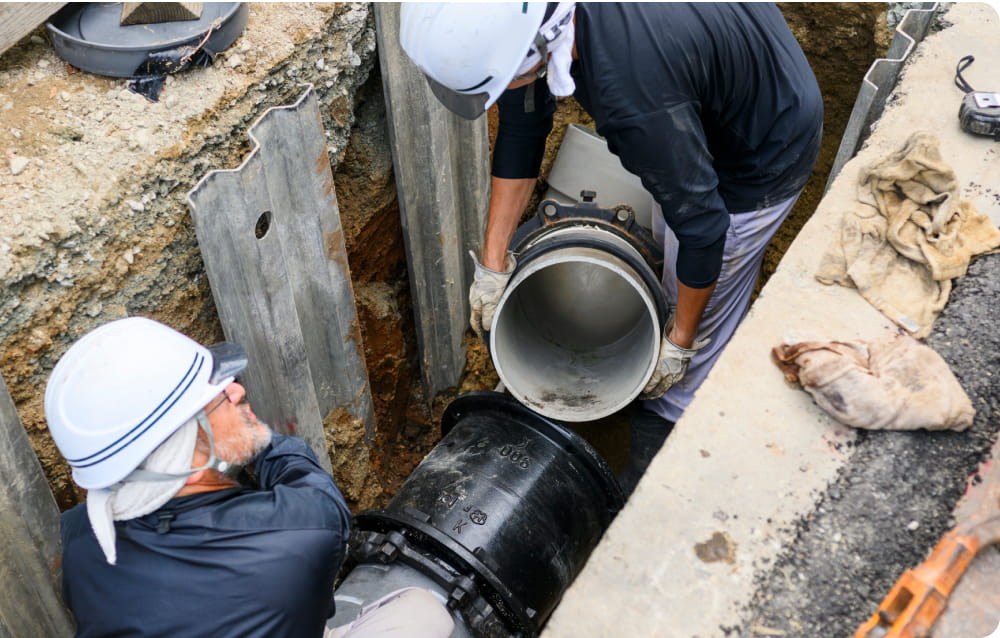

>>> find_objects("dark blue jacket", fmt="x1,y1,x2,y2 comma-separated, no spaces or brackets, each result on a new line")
61,434,351,638
494,3,823,287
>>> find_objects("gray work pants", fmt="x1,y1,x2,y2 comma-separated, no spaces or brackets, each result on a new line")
618,193,801,497
645,193,802,422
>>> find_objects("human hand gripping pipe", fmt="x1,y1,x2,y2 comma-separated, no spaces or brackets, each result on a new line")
639,329,710,400
468,250,516,341
488,194,668,422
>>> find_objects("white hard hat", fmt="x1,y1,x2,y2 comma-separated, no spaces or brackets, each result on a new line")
44,316,248,490
399,2,547,120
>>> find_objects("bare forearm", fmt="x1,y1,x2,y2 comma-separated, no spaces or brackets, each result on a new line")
669,280,715,348
483,176,535,271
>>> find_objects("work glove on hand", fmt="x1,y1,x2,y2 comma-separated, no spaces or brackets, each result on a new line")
640,330,710,400
469,250,516,341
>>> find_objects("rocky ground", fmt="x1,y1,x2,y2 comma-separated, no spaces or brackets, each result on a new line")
4,3,998,638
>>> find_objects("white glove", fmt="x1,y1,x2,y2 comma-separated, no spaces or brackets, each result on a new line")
640,331,710,399
469,250,515,341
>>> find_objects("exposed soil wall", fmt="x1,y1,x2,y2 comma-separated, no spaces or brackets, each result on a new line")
0,3,892,513
9,7,994,635
0,4,408,510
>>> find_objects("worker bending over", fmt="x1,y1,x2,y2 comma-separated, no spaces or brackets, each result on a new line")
400,2,823,493
47,317,453,638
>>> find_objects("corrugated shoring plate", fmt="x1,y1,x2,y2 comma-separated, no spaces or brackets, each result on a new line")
825,2,940,191
187,86,376,472
46,2,247,78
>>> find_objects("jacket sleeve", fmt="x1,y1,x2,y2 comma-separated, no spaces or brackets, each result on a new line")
492,82,556,179
604,102,731,288
253,434,351,534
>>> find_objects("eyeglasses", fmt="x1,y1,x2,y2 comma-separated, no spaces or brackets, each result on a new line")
204,389,233,415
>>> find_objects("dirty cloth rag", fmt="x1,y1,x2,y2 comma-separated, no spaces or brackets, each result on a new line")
772,334,975,431
816,132,1000,338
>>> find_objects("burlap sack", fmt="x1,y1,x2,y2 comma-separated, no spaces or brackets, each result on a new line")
772,334,975,431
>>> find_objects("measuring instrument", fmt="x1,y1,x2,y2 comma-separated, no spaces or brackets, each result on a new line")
954,55,1000,140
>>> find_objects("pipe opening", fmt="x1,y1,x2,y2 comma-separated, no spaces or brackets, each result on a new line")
491,246,660,422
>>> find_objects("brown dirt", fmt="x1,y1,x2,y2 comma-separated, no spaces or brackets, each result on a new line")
0,4,389,511
333,66,442,507
323,406,382,511
765,3,890,292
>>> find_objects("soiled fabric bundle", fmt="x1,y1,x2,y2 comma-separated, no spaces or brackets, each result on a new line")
772,334,975,431
817,132,1000,337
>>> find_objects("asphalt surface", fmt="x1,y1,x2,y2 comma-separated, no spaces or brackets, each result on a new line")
746,251,1000,637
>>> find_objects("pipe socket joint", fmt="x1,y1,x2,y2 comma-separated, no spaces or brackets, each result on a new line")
491,224,666,422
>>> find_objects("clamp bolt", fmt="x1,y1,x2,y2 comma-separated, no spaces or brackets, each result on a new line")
377,538,401,562
615,209,630,222
543,203,558,217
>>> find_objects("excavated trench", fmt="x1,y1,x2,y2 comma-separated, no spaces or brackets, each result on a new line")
7,5,993,636
0,1,888,519
475,2,896,475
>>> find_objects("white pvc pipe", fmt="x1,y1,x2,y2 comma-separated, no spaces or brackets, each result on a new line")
490,227,661,422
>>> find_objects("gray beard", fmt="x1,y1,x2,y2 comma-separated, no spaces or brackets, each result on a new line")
214,408,273,469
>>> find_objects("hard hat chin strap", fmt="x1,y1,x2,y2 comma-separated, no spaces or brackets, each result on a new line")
122,411,231,483
533,31,550,76
514,32,550,83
